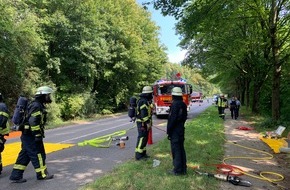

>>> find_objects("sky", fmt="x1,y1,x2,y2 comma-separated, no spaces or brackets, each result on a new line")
136,0,187,64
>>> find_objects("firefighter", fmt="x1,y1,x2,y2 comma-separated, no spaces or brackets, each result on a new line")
216,94,228,120
167,87,187,175
0,93,9,175
10,86,54,183
135,86,153,160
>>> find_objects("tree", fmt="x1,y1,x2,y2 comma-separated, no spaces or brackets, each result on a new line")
152,0,290,121
0,0,45,106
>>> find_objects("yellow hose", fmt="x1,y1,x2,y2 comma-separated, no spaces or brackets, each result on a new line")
223,140,285,184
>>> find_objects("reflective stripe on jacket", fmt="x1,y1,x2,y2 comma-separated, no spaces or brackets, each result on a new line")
217,98,227,107
136,97,151,123
0,102,9,135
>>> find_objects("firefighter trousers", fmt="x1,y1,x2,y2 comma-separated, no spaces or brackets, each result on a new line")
10,134,48,180
0,154,2,174
218,107,226,119
170,135,187,174
135,122,149,160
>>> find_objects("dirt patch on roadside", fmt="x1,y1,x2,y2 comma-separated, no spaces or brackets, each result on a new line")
220,109,290,190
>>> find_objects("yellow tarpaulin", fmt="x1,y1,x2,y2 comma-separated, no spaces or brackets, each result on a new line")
2,142,74,166
259,136,288,153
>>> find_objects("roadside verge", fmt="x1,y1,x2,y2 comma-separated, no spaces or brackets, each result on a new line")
220,109,290,190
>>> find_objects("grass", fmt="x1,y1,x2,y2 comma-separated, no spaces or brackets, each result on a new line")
241,107,290,137
80,106,226,190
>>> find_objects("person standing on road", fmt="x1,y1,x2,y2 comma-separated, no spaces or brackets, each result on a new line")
216,94,228,120
229,96,237,120
135,86,153,161
10,86,54,183
167,87,187,175
0,93,9,175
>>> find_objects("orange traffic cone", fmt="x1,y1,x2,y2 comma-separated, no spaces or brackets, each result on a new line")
148,128,153,144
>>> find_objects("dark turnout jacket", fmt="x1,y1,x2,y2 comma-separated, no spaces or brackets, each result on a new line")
167,97,187,138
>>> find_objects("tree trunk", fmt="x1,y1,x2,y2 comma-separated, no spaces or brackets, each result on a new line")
252,84,260,113
245,78,250,109
270,0,281,121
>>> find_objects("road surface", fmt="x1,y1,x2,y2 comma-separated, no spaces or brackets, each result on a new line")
0,101,211,190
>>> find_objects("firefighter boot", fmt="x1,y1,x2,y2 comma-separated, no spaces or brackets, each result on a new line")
37,169,54,180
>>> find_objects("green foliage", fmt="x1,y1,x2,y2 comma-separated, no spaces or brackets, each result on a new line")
0,0,45,108
81,106,224,190
153,0,290,122
46,100,63,127
161,62,217,97
60,93,96,120
100,109,113,115
242,107,290,137
0,0,169,121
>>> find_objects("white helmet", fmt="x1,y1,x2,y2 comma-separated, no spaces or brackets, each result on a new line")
35,86,53,95
172,87,182,96
142,86,153,93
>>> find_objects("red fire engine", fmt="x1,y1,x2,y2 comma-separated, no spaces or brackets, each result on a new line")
191,91,203,102
152,79,192,117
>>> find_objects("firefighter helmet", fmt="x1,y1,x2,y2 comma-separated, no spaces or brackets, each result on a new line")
142,86,153,93
172,87,182,96
35,86,53,95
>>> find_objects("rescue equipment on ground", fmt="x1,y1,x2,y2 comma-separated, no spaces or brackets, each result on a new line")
194,170,252,187
262,125,286,139
78,130,128,148
223,137,286,189
114,136,128,148
78,122,136,148
11,96,29,131
236,126,253,130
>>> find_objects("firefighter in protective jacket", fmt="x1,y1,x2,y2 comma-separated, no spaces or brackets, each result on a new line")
135,86,153,160
216,94,228,120
167,87,187,175
0,93,9,175
10,86,54,183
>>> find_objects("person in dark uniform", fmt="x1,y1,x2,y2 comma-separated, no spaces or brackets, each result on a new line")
229,96,237,120
135,86,153,161
10,86,54,183
0,93,9,175
167,87,187,175
216,94,228,120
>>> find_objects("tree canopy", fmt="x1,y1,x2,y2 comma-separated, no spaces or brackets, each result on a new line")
152,0,290,123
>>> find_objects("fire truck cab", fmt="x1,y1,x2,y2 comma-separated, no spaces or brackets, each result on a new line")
152,79,192,117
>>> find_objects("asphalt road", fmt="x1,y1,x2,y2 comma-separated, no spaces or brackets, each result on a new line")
0,100,212,190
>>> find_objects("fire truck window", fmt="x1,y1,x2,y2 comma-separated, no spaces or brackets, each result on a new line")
159,86,168,94
181,86,185,93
